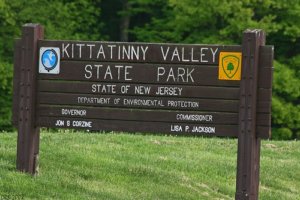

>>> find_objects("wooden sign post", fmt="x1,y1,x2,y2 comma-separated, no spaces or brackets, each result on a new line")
236,30,268,199
12,24,273,199
13,24,44,174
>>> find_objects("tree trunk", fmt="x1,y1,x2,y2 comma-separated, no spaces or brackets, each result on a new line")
120,0,131,42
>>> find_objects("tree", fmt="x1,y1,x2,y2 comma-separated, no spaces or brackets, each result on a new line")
227,63,234,74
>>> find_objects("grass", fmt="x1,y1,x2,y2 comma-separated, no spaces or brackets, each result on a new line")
0,130,299,199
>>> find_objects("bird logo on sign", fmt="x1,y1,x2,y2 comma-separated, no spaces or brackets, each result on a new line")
39,47,60,74
41,49,58,71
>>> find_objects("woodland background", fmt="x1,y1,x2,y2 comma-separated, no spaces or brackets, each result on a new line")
0,0,299,139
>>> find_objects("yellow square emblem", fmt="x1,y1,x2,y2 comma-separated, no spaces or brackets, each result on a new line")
218,52,242,80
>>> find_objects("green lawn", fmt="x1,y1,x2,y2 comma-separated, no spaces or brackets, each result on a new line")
0,131,299,199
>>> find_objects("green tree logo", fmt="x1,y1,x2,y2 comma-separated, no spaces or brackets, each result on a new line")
221,55,240,79
227,62,234,74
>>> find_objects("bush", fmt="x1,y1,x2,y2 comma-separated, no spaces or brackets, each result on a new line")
272,128,293,140
271,61,300,140
0,61,13,131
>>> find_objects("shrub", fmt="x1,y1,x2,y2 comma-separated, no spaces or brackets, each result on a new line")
0,61,13,131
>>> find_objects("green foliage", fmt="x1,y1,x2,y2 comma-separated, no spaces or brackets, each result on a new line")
273,61,300,102
131,0,300,51
272,61,300,139
0,0,105,62
131,0,277,44
272,127,293,140
0,61,13,131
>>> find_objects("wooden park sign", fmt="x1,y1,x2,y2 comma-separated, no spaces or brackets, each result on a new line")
12,24,273,199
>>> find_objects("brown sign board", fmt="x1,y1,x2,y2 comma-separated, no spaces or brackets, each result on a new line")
12,24,273,200
14,42,272,137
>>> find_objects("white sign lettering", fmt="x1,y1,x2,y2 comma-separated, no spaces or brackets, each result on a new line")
84,64,132,81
